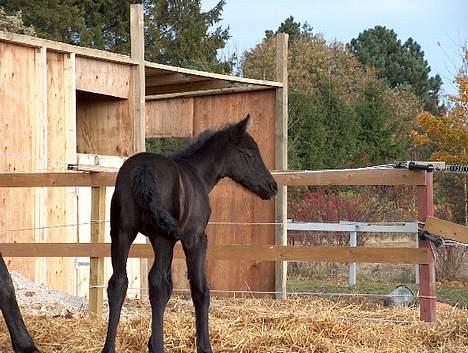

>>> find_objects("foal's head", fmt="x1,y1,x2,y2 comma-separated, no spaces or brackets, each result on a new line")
222,115,278,200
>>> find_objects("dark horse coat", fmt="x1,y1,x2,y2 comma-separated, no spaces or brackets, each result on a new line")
101,115,277,353
0,254,40,353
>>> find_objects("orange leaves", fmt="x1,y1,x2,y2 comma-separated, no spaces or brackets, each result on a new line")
411,58,468,165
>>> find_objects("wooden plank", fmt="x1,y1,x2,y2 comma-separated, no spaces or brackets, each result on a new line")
274,169,426,186
146,86,275,101
0,30,136,65
0,173,116,187
146,73,202,87
130,3,146,153
33,46,48,286
0,169,428,188
89,187,106,317
0,243,429,264
417,173,436,322
425,216,468,244
0,42,38,279
146,79,231,95
145,98,194,137
130,3,148,299
76,57,130,99
275,33,289,300
46,51,77,293
145,61,283,88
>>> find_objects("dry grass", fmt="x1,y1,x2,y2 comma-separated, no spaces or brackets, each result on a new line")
0,297,466,353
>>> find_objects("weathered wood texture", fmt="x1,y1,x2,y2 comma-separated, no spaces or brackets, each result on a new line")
88,187,106,317
0,243,429,265
76,93,134,157
0,169,426,188
145,98,194,137
0,42,38,278
46,51,77,293
425,216,468,244
76,57,130,99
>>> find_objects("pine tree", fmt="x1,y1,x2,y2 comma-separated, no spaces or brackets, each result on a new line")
1,0,232,72
348,26,443,114
144,0,232,72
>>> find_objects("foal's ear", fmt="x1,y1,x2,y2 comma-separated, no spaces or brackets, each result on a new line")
237,114,252,134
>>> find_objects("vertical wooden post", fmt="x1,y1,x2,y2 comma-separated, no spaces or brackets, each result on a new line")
130,4,146,153
349,231,357,287
89,186,106,317
130,4,148,298
34,46,48,286
275,33,288,299
417,172,436,322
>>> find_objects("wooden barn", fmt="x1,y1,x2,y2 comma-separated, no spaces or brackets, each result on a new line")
0,5,288,298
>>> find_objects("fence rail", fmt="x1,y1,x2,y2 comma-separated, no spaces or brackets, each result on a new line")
0,243,428,264
0,168,426,187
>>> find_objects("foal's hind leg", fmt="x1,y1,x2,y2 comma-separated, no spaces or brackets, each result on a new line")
101,228,137,353
147,236,175,353
0,255,39,353
182,233,212,353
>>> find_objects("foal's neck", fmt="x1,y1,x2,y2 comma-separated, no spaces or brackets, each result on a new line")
187,144,229,192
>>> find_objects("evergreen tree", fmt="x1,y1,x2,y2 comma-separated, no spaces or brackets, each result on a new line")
144,0,232,73
243,19,421,169
1,0,232,72
0,6,35,35
348,26,443,114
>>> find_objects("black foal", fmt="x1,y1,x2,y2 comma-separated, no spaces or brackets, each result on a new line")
101,115,277,353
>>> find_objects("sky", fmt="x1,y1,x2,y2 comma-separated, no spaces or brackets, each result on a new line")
202,0,467,96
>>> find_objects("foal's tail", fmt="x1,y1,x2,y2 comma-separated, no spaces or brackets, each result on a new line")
130,166,182,240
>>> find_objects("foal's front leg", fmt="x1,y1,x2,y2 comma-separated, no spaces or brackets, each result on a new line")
148,236,175,353
183,233,212,353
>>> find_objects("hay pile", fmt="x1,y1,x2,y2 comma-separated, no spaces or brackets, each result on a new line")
0,297,466,352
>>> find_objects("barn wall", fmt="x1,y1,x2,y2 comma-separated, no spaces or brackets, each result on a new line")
0,42,40,279
145,89,277,293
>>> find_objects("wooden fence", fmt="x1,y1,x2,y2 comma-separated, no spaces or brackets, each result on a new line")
0,168,436,321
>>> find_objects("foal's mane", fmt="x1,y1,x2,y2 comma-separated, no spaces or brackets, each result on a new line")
169,123,235,159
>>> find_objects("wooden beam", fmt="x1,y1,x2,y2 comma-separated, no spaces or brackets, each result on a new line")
88,187,106,318
130,4,147,299
275,33,289,300
0,172,116,187
0,30,136,65
145,79,233,95
273,169,426,186
0,243,429,264
425,216,468,244
145,85,275,101
130,4,146,154
0,169,427,188
76,57,130,99
145,61,283,88
146,73,201,87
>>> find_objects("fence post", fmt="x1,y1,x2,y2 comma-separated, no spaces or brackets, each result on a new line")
274,32,289,300
349,231,357,287
417,172,436,322
89,186,106,317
